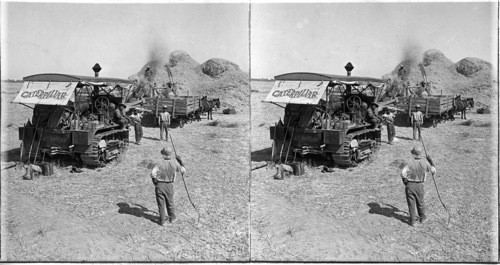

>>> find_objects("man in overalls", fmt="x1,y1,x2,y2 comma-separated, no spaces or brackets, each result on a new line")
158,106,171,141
411,104,424,141
150,146,186,226
400,146,436,226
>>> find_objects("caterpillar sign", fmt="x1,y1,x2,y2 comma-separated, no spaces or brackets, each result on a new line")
13,81,77,105
263,80,328,105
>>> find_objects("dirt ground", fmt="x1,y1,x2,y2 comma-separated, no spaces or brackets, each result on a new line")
1,80,498,261
1,82,250,261
250,80,498,262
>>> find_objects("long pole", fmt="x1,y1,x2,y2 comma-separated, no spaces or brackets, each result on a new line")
279,115,293,163
20,122,26,162
284,127,295,164
271,122,277,161
421,134,451,227
33,128,44,164
169,134,200,223
28,117,41,162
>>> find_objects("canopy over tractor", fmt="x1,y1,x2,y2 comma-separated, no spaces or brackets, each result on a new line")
13,68,137,167
265,70,389,167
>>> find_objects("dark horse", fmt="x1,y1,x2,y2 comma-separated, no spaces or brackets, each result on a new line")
451,95,474,120
200,96,221,120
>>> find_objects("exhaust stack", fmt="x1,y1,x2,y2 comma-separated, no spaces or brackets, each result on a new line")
344,62,354,76
92,63,102,77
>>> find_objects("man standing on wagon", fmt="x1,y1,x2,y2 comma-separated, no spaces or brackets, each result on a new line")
158,106,171,141
411,104,423,141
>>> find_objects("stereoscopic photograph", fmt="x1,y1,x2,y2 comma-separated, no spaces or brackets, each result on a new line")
1,0,498,263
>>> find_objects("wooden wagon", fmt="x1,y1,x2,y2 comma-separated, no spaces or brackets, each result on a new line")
395,95,455,127
143,96,201,128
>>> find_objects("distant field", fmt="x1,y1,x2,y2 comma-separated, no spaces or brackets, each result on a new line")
250,80,273,93
1,82,22,93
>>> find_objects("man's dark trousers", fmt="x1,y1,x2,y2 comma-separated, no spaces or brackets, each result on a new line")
155,182,175,223
160,121,169,141
405,181,426,224
413,121,422,140
134,123,143,144
387,123,395,143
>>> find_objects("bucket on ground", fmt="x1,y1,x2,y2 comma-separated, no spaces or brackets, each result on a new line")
36,162,54,176
291,161,305,176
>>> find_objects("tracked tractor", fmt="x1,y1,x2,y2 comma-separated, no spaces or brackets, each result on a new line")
265,64,389,167
13,65,135,167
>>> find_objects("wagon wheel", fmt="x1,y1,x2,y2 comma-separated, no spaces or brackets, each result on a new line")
346,96,362,112
179,118,185,128
94,96,110,112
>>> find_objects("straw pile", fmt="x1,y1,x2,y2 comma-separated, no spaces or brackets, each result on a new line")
129,50,249,109
382,49,496,107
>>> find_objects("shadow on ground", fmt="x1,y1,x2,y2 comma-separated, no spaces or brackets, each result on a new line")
1,148,20,162
394,135,414,141
367,202,408,224
251,147,272,162
142,136,163,141
117,202,158,224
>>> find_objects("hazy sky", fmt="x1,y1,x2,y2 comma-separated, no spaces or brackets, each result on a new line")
2,2,497,80
251,2,498,79
1,2,249,80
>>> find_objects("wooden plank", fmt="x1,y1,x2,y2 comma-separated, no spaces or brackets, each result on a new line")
143,96,203,111
155,97,159,118
396,105,442,111
173,98,176,118
163,103,188,108
397,101,441,108
402,99,437,104
408,97,413,117
425,98,429,116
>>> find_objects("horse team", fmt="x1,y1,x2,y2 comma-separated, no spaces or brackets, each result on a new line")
424,95,474,127
449,95,474,120
200,96,220,120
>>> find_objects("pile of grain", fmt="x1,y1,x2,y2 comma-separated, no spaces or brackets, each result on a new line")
129,50,249,109
382,49,496,106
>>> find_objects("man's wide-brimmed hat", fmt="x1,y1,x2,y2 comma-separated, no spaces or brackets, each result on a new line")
162,105,168,109
118,102,127,108
415,104,421,108
160,146,173,159
411,146,423,157
371,102,379,107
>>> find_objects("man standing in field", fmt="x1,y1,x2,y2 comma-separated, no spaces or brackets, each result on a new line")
158,106,171,141
401,146,436,226
411,104,424,141
129,108,143,145
150,146,186,226
382,108,396,144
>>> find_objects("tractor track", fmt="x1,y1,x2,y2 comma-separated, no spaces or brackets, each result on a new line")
80,129,129,167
